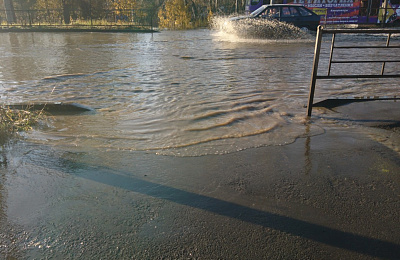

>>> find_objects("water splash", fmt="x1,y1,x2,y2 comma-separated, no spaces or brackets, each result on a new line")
210,15,310,40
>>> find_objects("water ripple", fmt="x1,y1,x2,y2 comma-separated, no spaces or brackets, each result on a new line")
1,30,398,156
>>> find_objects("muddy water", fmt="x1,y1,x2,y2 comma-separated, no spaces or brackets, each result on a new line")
1,29,399,155
0,29,399,258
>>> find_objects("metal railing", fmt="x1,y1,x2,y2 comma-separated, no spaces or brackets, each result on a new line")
307,26,400,116
0,8,156,30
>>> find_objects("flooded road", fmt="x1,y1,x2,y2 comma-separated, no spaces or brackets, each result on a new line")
0,29,318,156
1,29,397,156
0,29,400,259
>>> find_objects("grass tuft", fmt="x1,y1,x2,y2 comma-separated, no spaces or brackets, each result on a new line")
0,106,44,144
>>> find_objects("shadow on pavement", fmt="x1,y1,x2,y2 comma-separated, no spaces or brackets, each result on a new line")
72,163,400,259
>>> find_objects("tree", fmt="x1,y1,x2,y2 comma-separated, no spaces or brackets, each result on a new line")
158,0,192,29
3,0,17,23
62,0,71,24
35,0,62,23
111,0,137,21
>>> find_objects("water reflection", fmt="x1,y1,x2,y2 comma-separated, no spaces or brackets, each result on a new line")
0,144,25,259
0,30,398,156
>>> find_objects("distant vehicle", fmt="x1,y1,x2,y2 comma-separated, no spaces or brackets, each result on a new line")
231,4,321,31
245,0,400,27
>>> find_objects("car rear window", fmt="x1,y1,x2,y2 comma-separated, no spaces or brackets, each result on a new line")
298,7,314,16
282,7,291,17
281,6,301,17
289,6,300,16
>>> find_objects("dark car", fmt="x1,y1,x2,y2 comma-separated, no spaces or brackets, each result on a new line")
231,4,321,32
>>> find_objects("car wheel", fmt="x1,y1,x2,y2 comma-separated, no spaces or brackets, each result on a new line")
300,26,310,33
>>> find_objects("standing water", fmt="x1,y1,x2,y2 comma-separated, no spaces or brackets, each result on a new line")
0,29,320,156
1,29,400,259
1,29,398,155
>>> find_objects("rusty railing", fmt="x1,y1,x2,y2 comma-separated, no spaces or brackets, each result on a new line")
307,26,400,116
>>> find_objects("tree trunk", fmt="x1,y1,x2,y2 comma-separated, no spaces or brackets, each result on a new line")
3,0,17,24
62,0,71,24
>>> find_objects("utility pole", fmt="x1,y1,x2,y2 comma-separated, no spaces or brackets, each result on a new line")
3,0,16,24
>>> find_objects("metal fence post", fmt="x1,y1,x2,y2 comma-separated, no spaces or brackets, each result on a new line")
327,33,336,76
307,26,324,117
381,33,391,75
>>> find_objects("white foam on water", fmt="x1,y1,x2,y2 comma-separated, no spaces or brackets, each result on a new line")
210,16,314,43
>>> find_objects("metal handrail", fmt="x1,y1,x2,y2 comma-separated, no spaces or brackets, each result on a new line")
306,26,400,116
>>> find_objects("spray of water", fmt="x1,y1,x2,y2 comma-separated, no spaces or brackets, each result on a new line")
210,15,310,40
